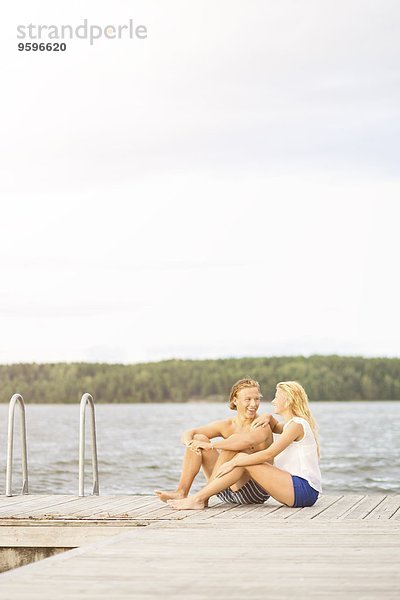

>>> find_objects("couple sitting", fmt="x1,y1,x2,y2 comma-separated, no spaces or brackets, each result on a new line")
155,378,322,510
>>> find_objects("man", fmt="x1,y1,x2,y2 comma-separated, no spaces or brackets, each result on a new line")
155,378,274,505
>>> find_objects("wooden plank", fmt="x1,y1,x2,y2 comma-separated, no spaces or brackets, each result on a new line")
285,495,344,521
389,503,400,520
340,495,387,520
20,497,107,516
122,499,194,520
1,522,400,600
46,496,145,518
0,496,150,520
130,505,194,521
194,499,279,521
0,495,58,515
136,498,229,522
182,502,237,522
87,496,158,518
8,496,105,518
0,495,50,509
50,496,223,522
263,505,303,520
312,494,365,521
364,495,400,520
256,505,286,519
121,499,164,514
0,496,78,517
227,501,279,519
223,498,283,520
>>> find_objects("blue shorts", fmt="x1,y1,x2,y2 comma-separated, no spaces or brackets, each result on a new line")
292,476,319,507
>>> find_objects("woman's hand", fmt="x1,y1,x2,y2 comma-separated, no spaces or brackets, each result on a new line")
215,459,236,478
251,413,272,429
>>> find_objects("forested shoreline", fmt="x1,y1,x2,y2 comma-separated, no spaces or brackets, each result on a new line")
0,356,399,403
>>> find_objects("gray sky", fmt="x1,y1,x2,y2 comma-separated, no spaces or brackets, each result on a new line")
1,1,399,363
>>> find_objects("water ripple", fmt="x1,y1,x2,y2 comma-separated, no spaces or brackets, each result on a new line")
0,401,399,495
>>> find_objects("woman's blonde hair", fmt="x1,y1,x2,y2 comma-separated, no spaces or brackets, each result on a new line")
277,381,321,457
229,378,261,410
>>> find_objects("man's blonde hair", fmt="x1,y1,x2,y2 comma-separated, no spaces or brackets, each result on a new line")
277,381,321,457
229,378,262,410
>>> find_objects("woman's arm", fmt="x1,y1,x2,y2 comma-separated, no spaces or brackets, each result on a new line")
251,413,284,434
215,421,303,476
270,415,284,435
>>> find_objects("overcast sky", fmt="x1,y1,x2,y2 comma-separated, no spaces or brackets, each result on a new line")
1,1,399,364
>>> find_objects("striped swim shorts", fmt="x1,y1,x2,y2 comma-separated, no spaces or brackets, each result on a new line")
216,479,270,505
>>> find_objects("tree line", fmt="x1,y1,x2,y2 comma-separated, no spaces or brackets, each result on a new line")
0,355,399,404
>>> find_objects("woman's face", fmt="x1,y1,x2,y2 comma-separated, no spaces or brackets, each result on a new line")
271,387,288,415
234,386,261,419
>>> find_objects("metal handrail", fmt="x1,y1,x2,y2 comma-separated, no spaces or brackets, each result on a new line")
78,393,99,496
6,393,29,497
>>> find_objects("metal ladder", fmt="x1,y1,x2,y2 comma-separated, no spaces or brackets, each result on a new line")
78,393,100,496
6,393,29,497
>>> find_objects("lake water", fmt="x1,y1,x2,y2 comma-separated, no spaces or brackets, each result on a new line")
0,402,399,496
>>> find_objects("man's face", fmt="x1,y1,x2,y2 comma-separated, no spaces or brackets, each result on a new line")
234,386,262,419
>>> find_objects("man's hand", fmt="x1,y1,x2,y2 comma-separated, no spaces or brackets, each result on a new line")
180,433,193,446
251,413,272,429
187,440,212,454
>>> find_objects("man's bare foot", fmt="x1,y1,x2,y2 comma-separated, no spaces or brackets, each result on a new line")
167,496,206,510
154,490,186,503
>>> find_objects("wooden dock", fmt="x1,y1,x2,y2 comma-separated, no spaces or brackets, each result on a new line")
0,494,399,598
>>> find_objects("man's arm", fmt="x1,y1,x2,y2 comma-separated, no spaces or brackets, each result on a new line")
189,427,270,452
212,427,270,451
180,419,230,446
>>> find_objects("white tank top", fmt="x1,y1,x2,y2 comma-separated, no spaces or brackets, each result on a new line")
273,416,322,493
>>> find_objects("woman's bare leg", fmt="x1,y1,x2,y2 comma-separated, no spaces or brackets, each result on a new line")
244,462,294,506
168,454,295,510
210,449,251,491
207,424,273,492
155,434,219,502
210,424,274,491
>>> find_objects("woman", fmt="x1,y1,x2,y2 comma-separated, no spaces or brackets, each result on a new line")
155,378,274,504
168,381,322,510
